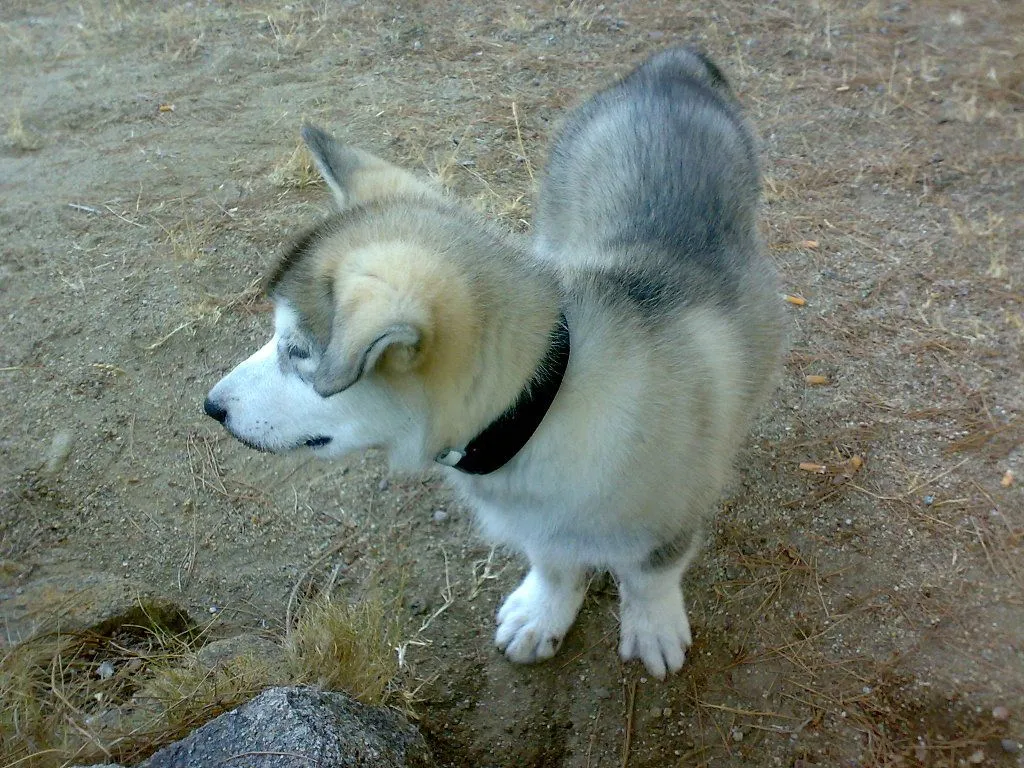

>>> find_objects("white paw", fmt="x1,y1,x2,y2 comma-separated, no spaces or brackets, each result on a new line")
619,587,692,679
495,568,585,664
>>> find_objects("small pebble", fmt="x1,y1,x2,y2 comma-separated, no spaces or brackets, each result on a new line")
1001,739,1020,754
923,494,935,505
968,749,985,764
407,596,429,615
377,478,390,491
209,605,219,614
42,430,76,477
992,705,1010,720
730,727,745,742
432,509,448,522
96,660,115,680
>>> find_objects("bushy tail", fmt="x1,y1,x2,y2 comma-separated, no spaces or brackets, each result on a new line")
624,47,735,99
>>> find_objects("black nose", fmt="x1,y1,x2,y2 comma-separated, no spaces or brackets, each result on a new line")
204,397,228,424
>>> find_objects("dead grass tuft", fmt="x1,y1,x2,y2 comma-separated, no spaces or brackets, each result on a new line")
5,110,43,152
0,585,410,766
269,142,323,189
138,651,282,742
285,591,403,708
0,600,208,767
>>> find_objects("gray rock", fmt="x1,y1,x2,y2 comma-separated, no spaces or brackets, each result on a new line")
141,686,435,768
42,429,76,476
195,632,286,672
0,572,193,647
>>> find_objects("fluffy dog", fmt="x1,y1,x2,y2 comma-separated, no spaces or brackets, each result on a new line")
205,48,785,677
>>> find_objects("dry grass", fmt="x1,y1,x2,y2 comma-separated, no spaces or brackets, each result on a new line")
0,600,213,767
285,592,404,707
154,210,216,263
0,585,409,767
269,142,324,189
146,278,267,352
5,110,43,152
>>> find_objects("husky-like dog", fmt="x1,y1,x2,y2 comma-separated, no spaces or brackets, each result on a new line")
205,48,785,678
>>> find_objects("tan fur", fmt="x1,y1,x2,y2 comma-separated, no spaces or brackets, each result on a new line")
273,169,562,457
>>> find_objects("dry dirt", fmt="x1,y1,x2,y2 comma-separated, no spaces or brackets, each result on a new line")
2,1,1022,766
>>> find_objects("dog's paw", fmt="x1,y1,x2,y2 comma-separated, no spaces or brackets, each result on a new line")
619,589,692,679
495,568,586,665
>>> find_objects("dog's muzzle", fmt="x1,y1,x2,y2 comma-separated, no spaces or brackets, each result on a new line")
202,397,332,451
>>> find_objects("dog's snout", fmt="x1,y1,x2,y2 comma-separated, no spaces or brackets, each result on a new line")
204,397,228,424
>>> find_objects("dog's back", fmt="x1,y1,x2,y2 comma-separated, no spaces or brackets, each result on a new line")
534,47,783,409
536,48,758,274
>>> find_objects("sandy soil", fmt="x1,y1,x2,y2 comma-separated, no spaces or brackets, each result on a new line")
2,1,1022,766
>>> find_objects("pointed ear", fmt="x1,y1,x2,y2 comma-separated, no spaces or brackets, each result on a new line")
301,124,440,210
311,284,427,397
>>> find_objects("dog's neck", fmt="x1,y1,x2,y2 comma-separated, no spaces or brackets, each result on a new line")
415,259,564,471
435,312,569,474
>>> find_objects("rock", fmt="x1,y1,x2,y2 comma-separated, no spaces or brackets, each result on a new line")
195,632,286,673
42,429,75,477
0,573,194,648
140,686,435,768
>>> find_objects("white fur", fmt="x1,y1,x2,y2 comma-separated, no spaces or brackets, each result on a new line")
617,563,693,679
495,563,587,664
206,304,428,469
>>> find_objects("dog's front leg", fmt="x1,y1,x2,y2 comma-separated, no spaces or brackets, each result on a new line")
495,559,587,664
615,561,693,679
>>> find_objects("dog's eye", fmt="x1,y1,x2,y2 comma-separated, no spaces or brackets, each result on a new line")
287,345,310,360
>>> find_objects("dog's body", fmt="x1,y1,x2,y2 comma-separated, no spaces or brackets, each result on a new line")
205,48,785,678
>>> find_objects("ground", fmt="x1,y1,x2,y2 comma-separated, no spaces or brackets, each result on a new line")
1,1,1022,766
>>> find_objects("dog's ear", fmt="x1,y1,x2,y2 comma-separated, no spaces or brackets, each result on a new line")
311,277,428,397
301,124,439,210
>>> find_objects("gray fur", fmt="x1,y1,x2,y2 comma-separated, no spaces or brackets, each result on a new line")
644,528,697,572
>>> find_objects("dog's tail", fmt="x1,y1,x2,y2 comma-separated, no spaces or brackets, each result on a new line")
625,47,735,99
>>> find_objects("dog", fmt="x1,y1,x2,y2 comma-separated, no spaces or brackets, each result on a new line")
204,48,785,678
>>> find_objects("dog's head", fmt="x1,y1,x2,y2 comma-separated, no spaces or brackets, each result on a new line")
205,126,472,469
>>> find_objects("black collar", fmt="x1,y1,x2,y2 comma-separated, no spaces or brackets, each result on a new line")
435,313,570,475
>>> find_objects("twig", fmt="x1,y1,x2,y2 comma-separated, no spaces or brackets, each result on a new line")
285,534,355,638
621,679,637,768
849,458,970,502
694,700,799,720
418,549,455,633
215,752,316,766
146,320,198,351
468,546,505,601
67,202,99,214
102,203,146,227
511,101,535,181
